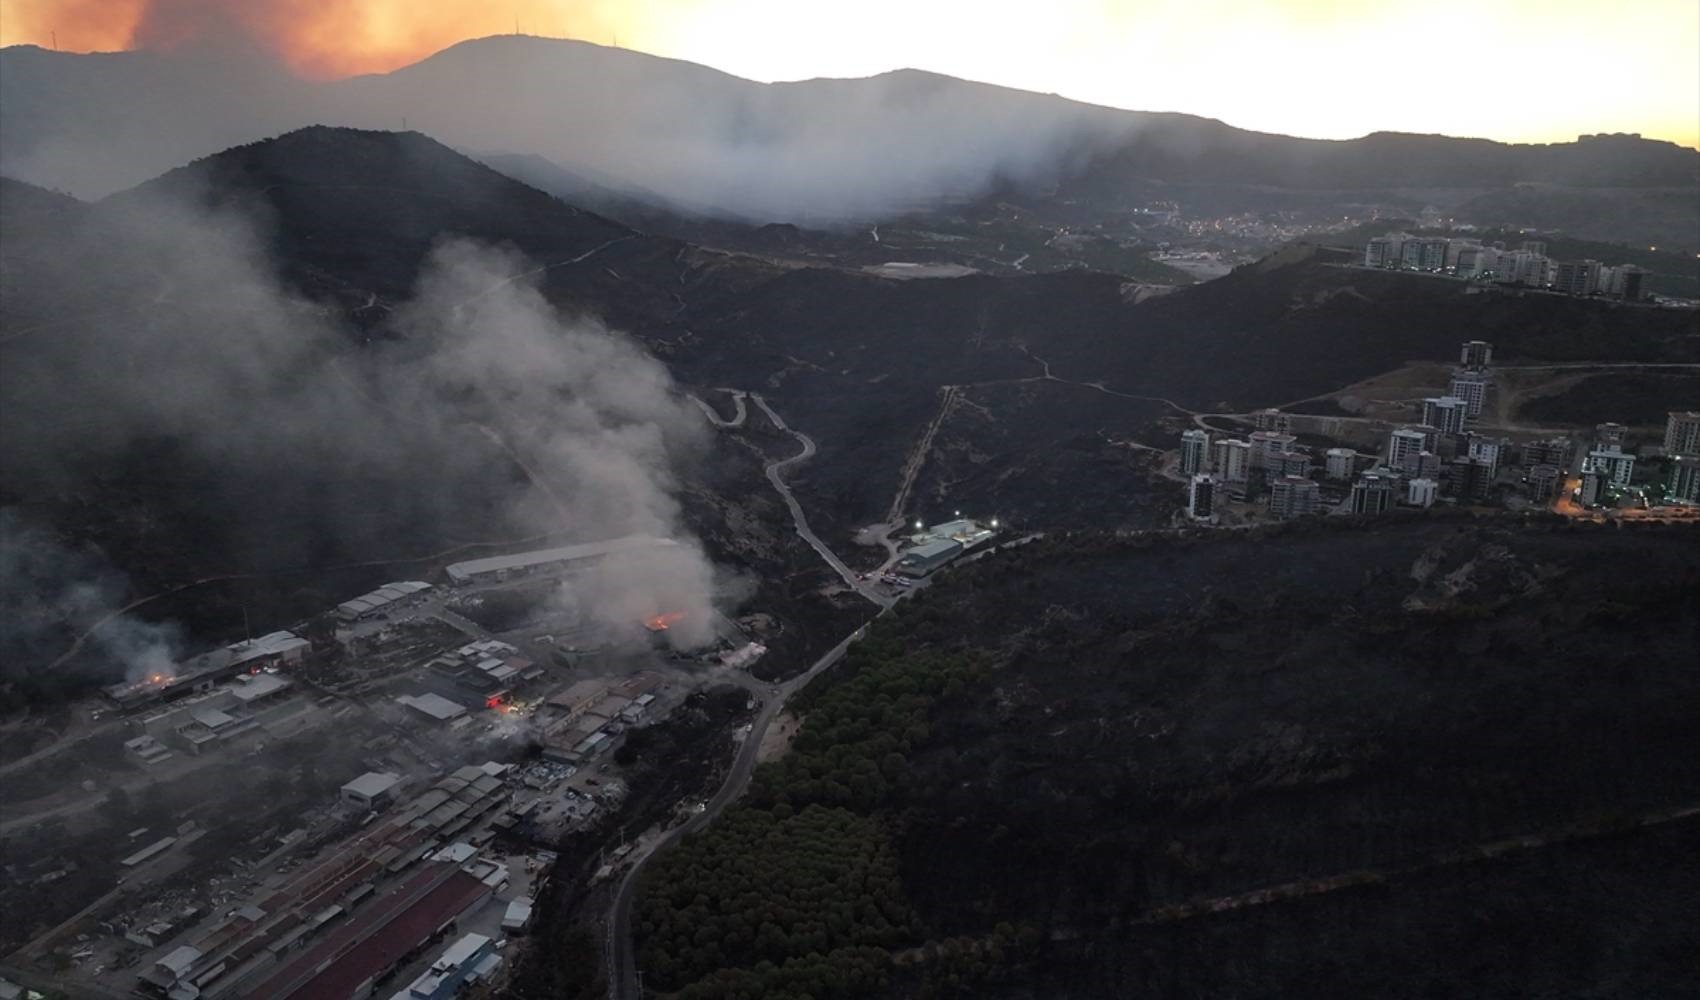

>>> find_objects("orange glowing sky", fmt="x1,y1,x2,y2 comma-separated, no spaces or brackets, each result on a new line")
3,0,1696,147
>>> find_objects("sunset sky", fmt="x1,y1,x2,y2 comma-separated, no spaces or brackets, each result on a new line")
3,0,1696,147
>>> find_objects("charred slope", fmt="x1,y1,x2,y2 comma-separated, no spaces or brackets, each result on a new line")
102,125,693,325
1049,244,1700,410
636,515,1700,999
2,129,1693,685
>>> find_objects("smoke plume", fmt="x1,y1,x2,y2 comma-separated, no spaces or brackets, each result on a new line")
0,187,732,678
0,33,1134,222
0,509,184,684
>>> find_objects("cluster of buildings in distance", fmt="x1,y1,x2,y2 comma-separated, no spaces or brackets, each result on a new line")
1363,232,1650,299
1182,341,1700,523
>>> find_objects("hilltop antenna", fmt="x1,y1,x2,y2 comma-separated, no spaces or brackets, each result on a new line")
51,30,58,50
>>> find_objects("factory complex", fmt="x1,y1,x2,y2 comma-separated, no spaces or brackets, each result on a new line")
893,518,998,577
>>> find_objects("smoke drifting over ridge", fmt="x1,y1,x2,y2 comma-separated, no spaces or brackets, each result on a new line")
0,187,730,681
0,34,1135,221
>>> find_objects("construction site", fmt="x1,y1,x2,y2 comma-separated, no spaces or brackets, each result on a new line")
0,535,767,1000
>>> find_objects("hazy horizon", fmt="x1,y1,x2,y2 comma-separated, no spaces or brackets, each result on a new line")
2,0,1696,148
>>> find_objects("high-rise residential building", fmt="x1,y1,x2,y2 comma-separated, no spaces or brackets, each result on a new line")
1604,265,1648,300
1188,474,1217,521
1521,438,1572,469
1553,259,1603,296
1525,464,1562,500
1579,469,1606,507
1502,250,1553,287
1248,431,1297,471
1466,436,1506,478
1414,451,1443,480
1665,411,1700,456
1349,473,1394,515
1448,370,1492,418
1269,476,1320,519
1212,439,1251,483
1456,246,1499,279
1446,456,1495,501
1252,408,1292,434
1180,429,1211,476
1459,340,1494,370
1444,239,1479,271
1595,422,1626,449
1584,448,1635,487
1422,396,1468,435
1387,428,1428,472
1669,456,1700,504
1520,240,1548,256
1406,478,1438,508
1365,234,1407,268
1324,448,1356,480
1267,451,1311,481
1399,238,1448,271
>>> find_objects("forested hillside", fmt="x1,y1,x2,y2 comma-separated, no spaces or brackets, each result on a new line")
636,514,1700,999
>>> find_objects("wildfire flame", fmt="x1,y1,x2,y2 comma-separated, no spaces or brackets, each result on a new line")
644,611,686,632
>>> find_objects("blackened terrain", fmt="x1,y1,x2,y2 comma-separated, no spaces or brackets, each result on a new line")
2,129,1695,691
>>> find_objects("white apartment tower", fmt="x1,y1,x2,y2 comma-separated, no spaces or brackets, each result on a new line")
1448,371,1492,418
1180,429,1212,476
1665,411,1700,457
1422,396,1469,435
1324,448,1356,480
1269,476,1320,519
1212,439,1252,483
1387,428,1429,473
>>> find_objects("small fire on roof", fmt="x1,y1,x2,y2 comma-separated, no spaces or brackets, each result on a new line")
643,612,686,632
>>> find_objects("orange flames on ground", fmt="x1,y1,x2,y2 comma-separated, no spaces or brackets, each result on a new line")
644,611,686,632
0,0,628,79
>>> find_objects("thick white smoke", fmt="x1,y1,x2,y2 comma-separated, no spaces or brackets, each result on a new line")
0,191,732,678
0,37,1135,222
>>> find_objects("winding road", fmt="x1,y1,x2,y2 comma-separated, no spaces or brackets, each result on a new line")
606,393,891,999
605,624,869,1000
748,394,891,609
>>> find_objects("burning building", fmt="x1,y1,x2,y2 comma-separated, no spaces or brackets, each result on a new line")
102,631,309,712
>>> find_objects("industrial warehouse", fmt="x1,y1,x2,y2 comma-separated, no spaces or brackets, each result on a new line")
337,581,433,622
444,535,679,585
6,527,814,998
102,631,312,713
893,518,997,577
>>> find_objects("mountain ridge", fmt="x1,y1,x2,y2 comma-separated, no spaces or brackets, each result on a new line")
3,36,1693,236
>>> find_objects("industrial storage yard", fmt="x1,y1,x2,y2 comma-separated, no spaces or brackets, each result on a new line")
0,533,792,1000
